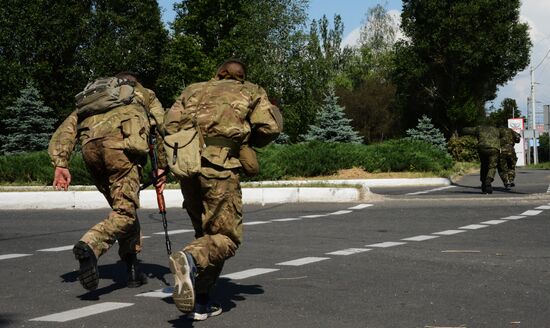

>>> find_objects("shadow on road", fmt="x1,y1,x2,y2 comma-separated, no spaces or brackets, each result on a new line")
450,182,527,195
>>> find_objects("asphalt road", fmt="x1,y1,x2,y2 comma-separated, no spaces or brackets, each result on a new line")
1,170,550,328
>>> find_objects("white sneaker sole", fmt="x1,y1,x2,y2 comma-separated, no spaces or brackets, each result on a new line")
169,251,195,313
187,307,222,321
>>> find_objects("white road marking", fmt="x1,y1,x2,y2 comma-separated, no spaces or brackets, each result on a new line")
480,220,507,225
535,205,550,210
327,210,353,215
401,235,440,242
271,218,302,222
277,257,330,266
37,245,73,252
433,230,465,236
136,287,173,298
520,210,542,216
300,214,329,218
29,302,133,322
0,254,32,260
366,241,407,248
406,186,456,195
141,236,151,239
153,229,193,235
221,268,279,280
458,224,488,230
243,221,270,226
501,215,526,220
326,248,371,255
348,204,373,210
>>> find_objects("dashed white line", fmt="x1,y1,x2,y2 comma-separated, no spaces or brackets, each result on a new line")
153,229,193,235
29,302,133,322
327,210,353,215
348,204,373,210
433,230,466,236
401,235,440,242
326,248,371,256
271,218,302,222
136,287,173,298
535,205,550,210
501,215,526,220
458,224,488,230
480,220,507,225
277,257,330,266
300,214,329,218
221,268,279,280
0,254,32,260
37,245,73,252
367,241,407,248
243,221,270,226
521,210,543,216
406,186,456,195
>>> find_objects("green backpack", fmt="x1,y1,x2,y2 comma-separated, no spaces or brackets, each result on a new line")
75,77,135,119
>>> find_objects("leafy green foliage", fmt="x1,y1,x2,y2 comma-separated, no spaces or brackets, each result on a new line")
301,88,363,143
447,135,479,162
485,98,523,128
406,115,447,152
0,83,56,154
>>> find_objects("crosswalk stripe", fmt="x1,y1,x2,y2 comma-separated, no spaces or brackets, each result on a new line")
367,241,407,248
153,229,193,235
348,204,373,210
37,245,73,252
243,221,270,225
328,210,353,215
271,218,302,222
326,248,371,255
221,268,279,280
458,224,488,230
401,235,440,242
535,205,550,210
480,220,507,225
136,287,173,298
433,230,466,235
0,254,32,260
29,302,133,322
520,210,542,216
300,214,328,218
501,215,526,220
277,257,330,266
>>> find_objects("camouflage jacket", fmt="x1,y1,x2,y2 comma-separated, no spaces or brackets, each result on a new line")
164,78,282,170
48,83,167,168
499,128,521,154
462,126,501,150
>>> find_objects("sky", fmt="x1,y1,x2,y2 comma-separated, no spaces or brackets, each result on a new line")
157,0,550,121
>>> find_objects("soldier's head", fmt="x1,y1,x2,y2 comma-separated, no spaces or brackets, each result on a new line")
116,71,140,84
216,59,246,82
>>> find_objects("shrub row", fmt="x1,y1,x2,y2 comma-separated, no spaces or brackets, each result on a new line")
0,139,454,185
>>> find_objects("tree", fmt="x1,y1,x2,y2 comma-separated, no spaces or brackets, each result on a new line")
1,82,56,154
393,0,531,135
301,88,363,144
406,115,447,152
485,98,522,128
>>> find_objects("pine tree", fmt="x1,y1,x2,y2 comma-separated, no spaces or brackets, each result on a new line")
301,88,363,144
406,115,447,152
1,82,56,154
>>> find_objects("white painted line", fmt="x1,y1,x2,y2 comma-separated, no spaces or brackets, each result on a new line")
401,235,440,242
153,229,193,235
480,220,507,225
458,224,488,230
243,221,270,226
29,302,134,322
277,257,330,266
221,268,279,280
141,236,151,239
520,210,542,216
367,241,407,248
348,204,373,210
0,254,32,260
501,215,526,220
136,287,173,298
433,230,466,236
535,205,550,210
37,245,73,252
406,186,456,195
328,210,353,216
326,248,372,255
300,214,328,218
271,218,302,222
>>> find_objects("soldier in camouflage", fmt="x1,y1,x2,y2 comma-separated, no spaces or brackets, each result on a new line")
498,127,521,190
463,125,501,194
48,72,167,291
163,59,282,320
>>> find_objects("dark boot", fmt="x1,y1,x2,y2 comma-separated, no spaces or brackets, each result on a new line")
124,253,147,288
73,241,99,291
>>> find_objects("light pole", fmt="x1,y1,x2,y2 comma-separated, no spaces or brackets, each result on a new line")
530,66,538,164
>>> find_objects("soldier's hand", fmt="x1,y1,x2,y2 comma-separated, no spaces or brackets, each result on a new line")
53,167,71,191
155,168,167,193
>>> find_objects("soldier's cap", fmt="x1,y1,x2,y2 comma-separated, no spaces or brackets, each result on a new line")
216,59,246,82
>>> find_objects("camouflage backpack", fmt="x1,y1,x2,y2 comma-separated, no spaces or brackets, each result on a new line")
74,77,135,119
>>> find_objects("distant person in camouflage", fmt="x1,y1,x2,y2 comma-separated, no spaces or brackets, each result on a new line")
163,59,282,320
48,72,167,291
463,125,501,194
498,127,521,190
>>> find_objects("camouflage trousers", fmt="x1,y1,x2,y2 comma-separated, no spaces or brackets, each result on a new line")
179,165,242,296
498,150,517,185
478,147,500,186
79,137,143,260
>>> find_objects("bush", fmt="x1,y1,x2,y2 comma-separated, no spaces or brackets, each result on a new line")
447,135,479,162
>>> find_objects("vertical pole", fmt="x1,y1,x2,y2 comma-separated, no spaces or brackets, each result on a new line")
531,66,538,164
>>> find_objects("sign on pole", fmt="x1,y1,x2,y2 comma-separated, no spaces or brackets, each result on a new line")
508,118,525,166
